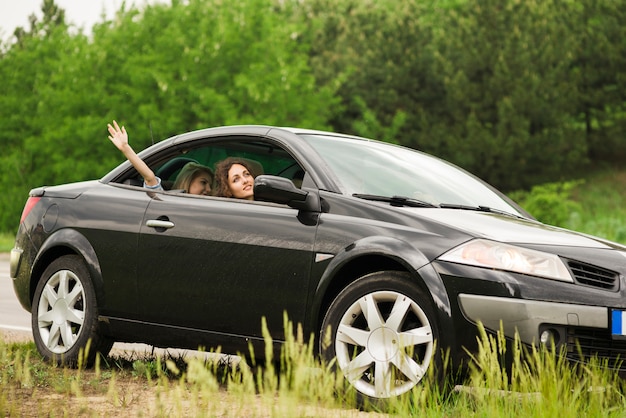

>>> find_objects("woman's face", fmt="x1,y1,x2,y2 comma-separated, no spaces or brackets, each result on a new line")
227,164,254,200
188,172,213,195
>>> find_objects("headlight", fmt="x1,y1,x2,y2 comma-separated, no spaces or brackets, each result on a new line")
438,239,573,283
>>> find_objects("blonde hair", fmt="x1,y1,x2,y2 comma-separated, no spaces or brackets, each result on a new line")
173,162,214,193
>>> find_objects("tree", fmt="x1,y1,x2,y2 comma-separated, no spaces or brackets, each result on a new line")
295,0,439,142
0,0,72,232
11,0,66,47
569,0,626,162
299,0,618,191
0,0,340,232
86,0,339,148
424,0,587,190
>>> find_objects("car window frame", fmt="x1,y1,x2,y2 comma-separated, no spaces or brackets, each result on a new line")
105,134,317,205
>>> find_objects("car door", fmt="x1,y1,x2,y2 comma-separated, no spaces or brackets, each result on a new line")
135,192,318,342
76,183,153,318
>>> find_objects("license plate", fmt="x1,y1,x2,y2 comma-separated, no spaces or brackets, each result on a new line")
611,309,626,339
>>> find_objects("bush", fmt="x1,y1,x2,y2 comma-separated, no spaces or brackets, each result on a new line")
509,181,583,227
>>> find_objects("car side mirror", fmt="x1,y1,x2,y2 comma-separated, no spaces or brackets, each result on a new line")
254,175,319,211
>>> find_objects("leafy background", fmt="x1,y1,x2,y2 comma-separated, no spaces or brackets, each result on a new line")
1,0,625,236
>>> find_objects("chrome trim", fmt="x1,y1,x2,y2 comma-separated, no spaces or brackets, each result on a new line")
458,293,607,345
146,219,175,229
315,253,334,263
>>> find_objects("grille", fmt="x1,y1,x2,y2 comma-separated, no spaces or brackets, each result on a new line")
567,327,626,372
567,261,619,291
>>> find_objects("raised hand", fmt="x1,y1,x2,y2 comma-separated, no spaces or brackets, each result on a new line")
107,120,129,150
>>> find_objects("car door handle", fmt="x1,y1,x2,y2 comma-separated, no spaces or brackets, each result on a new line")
146,219,175,229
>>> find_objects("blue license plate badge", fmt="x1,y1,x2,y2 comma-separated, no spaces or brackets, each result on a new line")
611,309,626,339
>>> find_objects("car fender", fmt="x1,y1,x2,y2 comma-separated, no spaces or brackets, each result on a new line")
32,229,104,305
310,235,452,337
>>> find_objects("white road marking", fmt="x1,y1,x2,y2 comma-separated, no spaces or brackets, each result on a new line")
0,324,30,332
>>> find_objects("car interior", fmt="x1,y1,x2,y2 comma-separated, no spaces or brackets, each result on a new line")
118,138,308,194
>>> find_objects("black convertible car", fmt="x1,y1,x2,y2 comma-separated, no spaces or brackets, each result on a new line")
10,125,626,400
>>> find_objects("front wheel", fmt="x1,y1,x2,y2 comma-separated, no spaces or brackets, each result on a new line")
320,271,439,400
32,255,112,366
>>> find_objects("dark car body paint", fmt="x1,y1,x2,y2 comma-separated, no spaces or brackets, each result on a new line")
12,125,626,367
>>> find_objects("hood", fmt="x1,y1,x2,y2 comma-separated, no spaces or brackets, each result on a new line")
411,208,621,250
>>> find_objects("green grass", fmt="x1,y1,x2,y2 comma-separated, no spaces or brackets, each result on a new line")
0,233,14,253
566,169,626,244
2,319,625,417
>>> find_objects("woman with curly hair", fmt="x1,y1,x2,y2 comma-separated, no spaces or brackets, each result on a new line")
214,157,257,200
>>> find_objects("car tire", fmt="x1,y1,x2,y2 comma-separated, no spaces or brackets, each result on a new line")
320,271,438,400
32,255,112,366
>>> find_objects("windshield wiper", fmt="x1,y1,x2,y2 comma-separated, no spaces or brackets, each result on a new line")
353,194,438,208
439,203,524,218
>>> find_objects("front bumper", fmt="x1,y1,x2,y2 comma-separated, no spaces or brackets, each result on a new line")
458,293,607,345
429,258,626,371
458,293,626,371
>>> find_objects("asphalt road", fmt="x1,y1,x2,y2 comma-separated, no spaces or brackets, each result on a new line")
0,255,31,336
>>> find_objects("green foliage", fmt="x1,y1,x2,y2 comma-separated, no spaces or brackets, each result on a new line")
507,170,626,245
0,0,339,232
297,0,438,143
89,0,337,135
427,0,587,191
301,0,626,192
3,319,626,415
571,1,626,162
1,0,626,234
564,168,626,243
510,180,583,227
0,233,14,252
461,323,626,417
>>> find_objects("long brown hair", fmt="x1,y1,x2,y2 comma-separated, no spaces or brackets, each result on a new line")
214,157,257,198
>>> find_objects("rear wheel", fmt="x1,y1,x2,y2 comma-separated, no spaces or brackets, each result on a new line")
320,271,438,400
32,255,112,366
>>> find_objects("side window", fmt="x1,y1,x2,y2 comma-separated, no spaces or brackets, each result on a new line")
148,138,307,198
155,157,203,190
112,136,309,198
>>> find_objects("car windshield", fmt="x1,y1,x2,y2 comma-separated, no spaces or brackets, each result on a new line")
300,133,524,216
